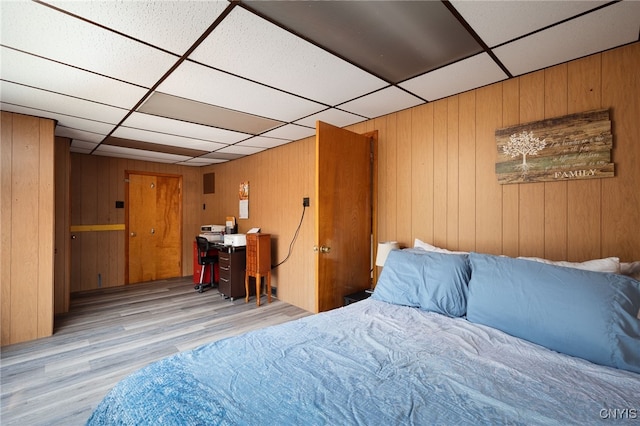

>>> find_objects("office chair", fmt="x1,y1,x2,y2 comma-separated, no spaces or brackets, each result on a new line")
195,236,218,293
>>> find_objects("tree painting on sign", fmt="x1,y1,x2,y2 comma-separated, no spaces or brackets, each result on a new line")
502,131,547,177
495,109,615,184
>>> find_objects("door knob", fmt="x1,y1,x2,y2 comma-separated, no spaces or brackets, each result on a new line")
150,228,155,234
130,232,137,237
320,246,331,253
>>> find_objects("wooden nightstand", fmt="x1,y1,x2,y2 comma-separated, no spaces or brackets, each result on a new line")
343,290,372,306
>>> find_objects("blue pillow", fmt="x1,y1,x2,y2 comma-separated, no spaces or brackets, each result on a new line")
467,252,640,373
372,250,470,317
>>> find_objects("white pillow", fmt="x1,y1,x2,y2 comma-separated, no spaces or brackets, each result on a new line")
413,238,468,255
620,261,640,281
518,256,620,274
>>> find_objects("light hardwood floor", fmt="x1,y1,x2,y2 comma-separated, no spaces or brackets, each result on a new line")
1,277,311,425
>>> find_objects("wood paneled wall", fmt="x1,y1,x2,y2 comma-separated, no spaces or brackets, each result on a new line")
202,138,316,310
1,112,55,345
69,154,202,293
369,43,639,263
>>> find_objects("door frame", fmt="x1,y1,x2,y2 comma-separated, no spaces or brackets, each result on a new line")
124,170,183,284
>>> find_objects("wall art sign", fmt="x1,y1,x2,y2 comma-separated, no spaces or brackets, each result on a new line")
239,181,249,219
495,109,614,184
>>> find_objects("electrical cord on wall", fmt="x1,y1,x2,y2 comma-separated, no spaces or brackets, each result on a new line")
272,203,307,269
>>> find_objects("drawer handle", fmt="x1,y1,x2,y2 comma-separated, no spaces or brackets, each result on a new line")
220,277,229,283
220,266,229,271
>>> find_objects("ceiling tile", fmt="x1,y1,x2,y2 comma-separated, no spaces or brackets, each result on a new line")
45,0,229,56
262,124,315,141
244,0,483,83
400,53,508,102
0,81,129,124
294,108,366,129
201,152,245,161
112,126,226,152
339,87,424,120
137,92,282,135
103,137,207,157
215,145,266,156
94,145,191,163
177,158,228,167
158,60,325,122
0,103,115,135
122,111,249,145
450,0,609,47
494,1,640,77
0,0,177,87
1,47,147,109
191,6,387,106
70,140,99,153
237,136,290,149
55,126,105,143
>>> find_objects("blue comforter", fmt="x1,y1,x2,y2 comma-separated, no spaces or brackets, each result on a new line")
87,299,640,425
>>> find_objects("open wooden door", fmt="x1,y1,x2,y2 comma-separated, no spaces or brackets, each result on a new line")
315,121,372,312
126,172,182,284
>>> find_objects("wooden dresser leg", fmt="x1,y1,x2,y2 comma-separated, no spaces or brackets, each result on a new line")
245,273,250,303
255,273,261,306
267,271,272,303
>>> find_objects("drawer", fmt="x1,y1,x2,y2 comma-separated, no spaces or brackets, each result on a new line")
218,253,231,267
218,264,231,280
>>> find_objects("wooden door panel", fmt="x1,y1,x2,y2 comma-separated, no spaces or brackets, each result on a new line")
128,174,157,284
155,176,182,279
315,121,372,312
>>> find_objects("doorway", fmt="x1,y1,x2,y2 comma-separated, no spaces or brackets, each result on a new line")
126,172,182,284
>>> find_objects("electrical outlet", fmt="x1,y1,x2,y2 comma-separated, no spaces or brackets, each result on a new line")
303,197,310,207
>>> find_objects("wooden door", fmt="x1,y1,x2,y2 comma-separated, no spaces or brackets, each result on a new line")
127,173,182,284
315,121,372,312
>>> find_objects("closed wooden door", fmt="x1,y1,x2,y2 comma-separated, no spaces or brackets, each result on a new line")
315,121,372,312
127,173,182,284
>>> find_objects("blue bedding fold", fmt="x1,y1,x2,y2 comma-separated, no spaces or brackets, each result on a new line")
87,299,640,425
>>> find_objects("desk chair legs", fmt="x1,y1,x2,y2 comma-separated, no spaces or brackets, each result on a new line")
245,271,271,306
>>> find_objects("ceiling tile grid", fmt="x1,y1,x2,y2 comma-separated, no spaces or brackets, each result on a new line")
1,0,638,165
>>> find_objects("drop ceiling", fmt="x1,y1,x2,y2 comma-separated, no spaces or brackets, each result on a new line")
1,0,638,166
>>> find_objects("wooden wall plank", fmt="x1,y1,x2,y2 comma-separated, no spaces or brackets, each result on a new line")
567,54,602,261
1,112,13,345
446,96,460,250
54,137,71,314
501,78,520,257
475,84,504,254
411,103,434,246
396,109,413,246
458,92,476,252
601,43,640,262
518,71,546,258
432,100,448,248
37,118,54,338
376,116,394,242
543,64,569,261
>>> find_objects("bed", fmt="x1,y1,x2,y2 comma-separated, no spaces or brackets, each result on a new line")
87,247,640,425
